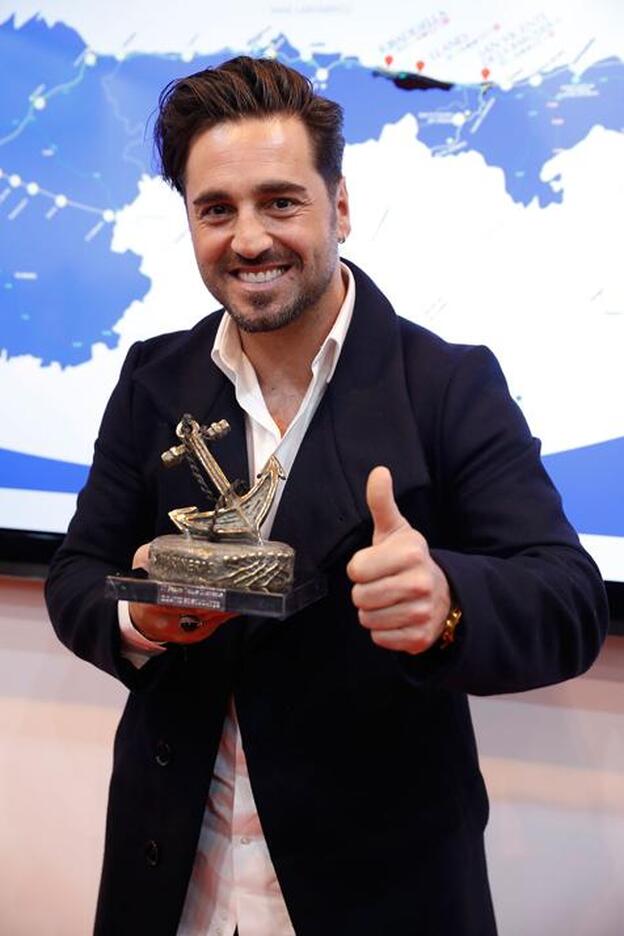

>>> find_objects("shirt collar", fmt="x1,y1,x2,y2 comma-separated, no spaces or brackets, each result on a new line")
211,262,356,386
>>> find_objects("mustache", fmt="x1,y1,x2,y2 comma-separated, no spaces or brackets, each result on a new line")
225,249,298,269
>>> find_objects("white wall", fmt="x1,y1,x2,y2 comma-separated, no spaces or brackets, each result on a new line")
1,575,622,935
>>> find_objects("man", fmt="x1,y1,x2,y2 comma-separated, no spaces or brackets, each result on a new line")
45,57,608,935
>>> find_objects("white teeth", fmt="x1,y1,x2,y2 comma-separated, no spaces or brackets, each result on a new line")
237,267,286,284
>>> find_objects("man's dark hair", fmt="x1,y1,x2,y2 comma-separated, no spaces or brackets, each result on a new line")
154,56,345,196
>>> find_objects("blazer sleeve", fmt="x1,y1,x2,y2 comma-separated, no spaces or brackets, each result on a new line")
45,342,171,690
402,344,609,695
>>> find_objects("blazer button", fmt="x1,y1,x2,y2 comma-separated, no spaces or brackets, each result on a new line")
155,740,172,767
144,839,160,867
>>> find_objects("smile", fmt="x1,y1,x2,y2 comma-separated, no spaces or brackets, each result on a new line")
234,266,290,284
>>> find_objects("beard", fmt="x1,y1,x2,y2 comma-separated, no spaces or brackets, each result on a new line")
203,238,340,334
226,259,336,334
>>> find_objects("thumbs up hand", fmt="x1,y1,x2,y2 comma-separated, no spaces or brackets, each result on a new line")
346,466,452,655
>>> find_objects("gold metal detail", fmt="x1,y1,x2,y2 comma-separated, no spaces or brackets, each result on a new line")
153,413,294,593
439,604,462,649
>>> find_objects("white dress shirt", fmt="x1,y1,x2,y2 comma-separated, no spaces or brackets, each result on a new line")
121,265,355,935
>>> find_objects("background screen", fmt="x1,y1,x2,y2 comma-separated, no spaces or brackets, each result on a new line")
1,1,623,583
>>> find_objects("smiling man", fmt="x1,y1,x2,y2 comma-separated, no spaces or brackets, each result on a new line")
46,57,607,936
186,117,348,336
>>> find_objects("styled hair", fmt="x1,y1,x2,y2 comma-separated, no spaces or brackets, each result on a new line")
154,56,345,196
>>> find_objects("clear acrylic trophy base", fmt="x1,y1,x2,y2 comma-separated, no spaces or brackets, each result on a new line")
105,571,327,619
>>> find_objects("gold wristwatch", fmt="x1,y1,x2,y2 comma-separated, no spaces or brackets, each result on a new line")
439,603,462,649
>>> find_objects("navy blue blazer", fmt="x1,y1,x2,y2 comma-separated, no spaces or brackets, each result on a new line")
46,262,607,935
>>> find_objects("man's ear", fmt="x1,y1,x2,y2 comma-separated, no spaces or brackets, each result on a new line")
335,176,351,242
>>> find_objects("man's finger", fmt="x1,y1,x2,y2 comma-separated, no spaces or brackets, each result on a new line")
132,543,150,571
352,566,432,610
129,601,234,645
366,466,406,544
358,600,432,631
370,625,432,655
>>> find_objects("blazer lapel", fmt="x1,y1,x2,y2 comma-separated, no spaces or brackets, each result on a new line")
271,262,431,576
133,312,250,490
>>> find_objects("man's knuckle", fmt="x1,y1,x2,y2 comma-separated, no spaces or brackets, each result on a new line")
404,542,424,566
404,575,423,600
371,629,390,647
347,556,362,581
412,598,432,622
403,627,428,654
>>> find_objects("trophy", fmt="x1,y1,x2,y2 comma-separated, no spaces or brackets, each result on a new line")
105,414,325,618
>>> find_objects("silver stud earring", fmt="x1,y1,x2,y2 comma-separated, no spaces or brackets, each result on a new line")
338,235,346,245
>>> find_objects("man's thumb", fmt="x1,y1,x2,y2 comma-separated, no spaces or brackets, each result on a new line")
366,466,405,543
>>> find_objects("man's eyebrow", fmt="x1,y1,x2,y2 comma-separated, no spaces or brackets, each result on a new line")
253,180,309,197
191,180,309,207
191,188,229,207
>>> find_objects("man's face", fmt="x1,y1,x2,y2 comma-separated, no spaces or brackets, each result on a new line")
184,115,350,333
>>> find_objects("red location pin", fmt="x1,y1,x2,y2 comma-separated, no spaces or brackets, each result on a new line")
481,67,491,80
385,54,393,66
416,60,425,71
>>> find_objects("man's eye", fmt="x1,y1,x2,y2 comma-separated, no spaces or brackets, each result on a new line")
271,197,296,210
200,204,230,219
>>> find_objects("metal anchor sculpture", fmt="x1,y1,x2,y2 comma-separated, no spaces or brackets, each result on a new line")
145,413,294,594
162,414,284,543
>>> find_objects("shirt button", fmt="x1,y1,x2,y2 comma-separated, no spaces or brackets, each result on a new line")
240,835,250,845
144,839,160,867
155,739,172,767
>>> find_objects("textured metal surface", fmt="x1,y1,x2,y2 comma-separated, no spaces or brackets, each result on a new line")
162,415,284,543
149,534,294,593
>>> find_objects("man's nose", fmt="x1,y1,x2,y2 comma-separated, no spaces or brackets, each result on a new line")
230,211,273,258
